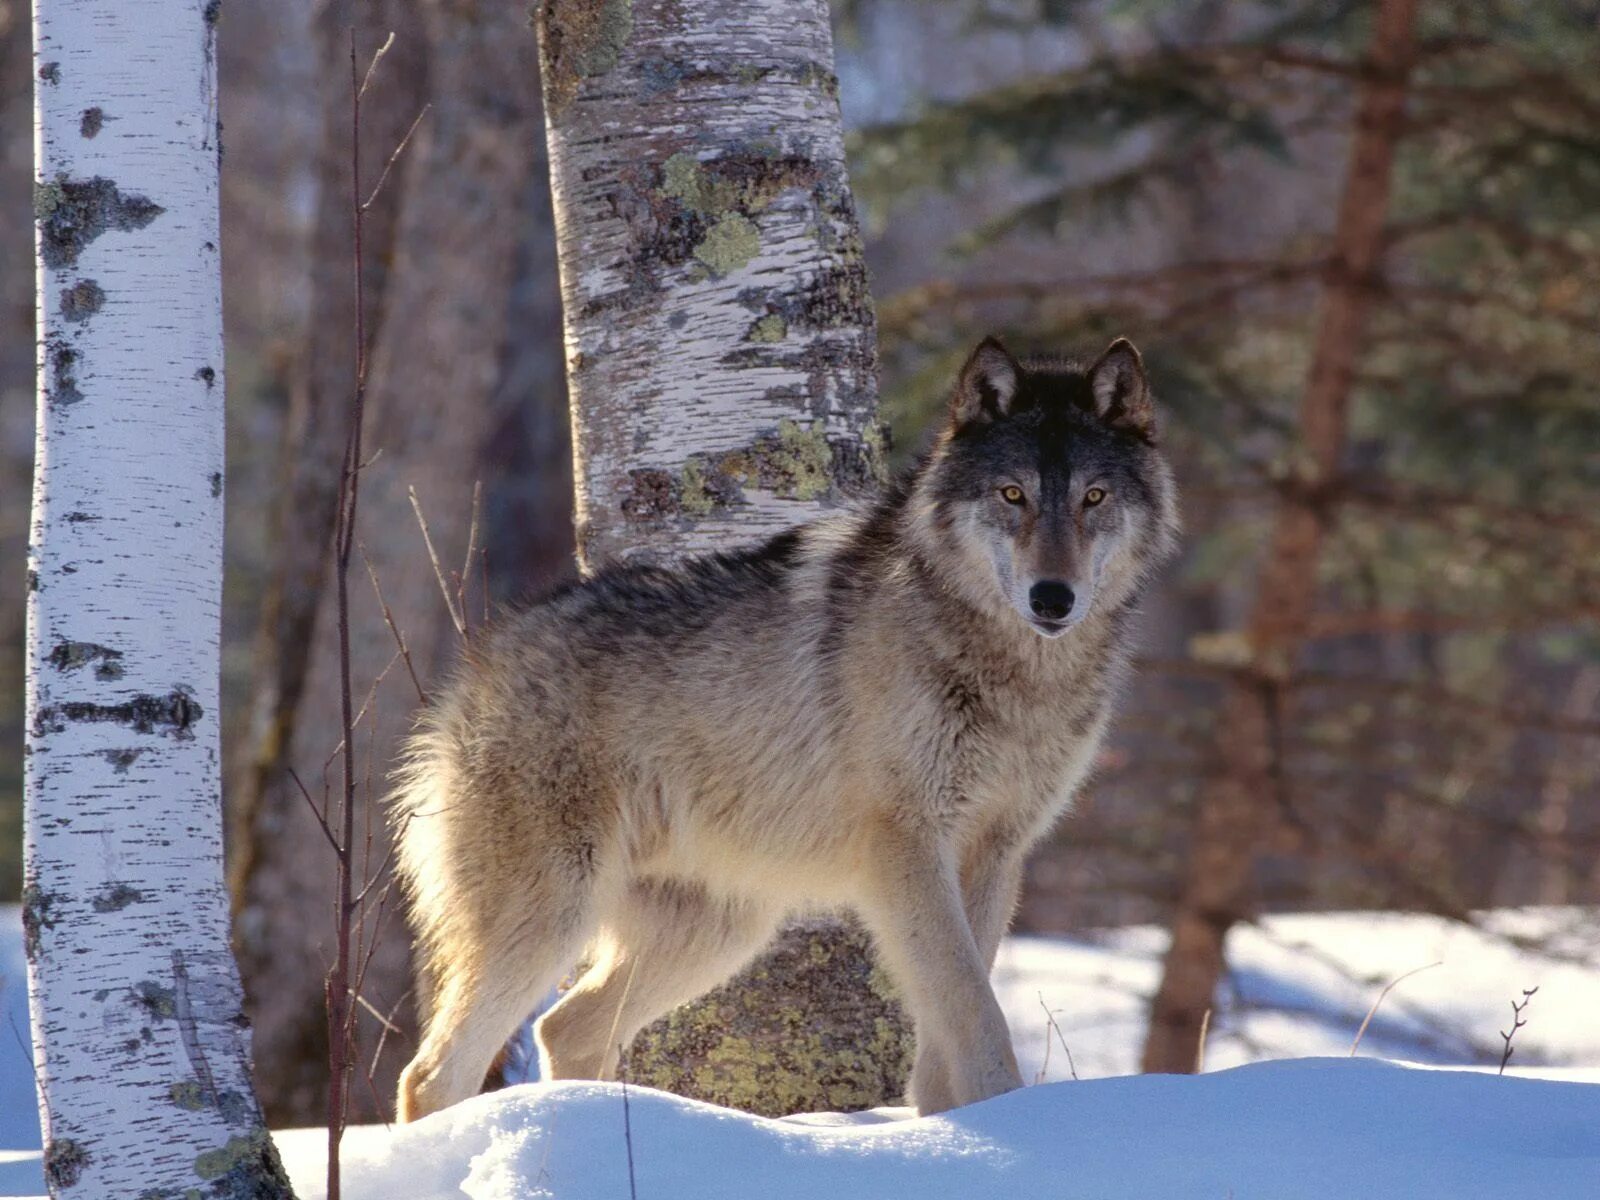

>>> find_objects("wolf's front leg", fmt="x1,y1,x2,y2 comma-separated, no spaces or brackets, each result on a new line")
962,835,1028,971
857,820,1022,1114
912,843,1029,1105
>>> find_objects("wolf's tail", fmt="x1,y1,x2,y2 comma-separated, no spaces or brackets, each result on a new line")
387,700,466,1026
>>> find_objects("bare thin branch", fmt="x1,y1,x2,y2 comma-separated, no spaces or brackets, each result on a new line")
289,768,342,855
360,543,428,704
458,480,483,644
350,990,403,1035
320,650,403,776
1349,961,1442,1055
362,103,431,212
369,989,412,1084
409,485,467,637
1034,993,1080,1084
357,31,396,101
1498,987,1538,1075
618,1049,639,1200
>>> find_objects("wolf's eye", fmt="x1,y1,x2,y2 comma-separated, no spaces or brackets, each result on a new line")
1084,487,1108,507
999,485,1026,506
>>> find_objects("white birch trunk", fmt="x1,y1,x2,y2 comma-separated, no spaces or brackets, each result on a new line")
25,2,292,1195
534,0,910,1112
537,0,887,570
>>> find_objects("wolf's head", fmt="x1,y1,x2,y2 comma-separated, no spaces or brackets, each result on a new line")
912,336,1180,639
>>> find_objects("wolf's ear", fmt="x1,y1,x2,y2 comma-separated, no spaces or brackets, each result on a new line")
1087,337,1153,436
951,336,1022,427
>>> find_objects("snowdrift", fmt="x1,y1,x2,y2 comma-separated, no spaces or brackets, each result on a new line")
275,1058,1600,1200
6,907,1600,1197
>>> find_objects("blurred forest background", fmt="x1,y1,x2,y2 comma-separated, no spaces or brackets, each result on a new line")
3,0,1598,1119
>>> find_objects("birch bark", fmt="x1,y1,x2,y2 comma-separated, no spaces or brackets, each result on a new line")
25,2,292,1195
534,0,910,1112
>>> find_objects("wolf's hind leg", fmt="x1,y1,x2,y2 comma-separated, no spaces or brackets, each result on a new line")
536,879,779,1080
398,887,596,1122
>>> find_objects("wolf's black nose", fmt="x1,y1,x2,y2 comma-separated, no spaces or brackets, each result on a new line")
1029,581,1075,622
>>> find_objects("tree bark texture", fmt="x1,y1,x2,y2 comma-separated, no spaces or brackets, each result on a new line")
537,0,887,570
25,3,292,1195
233,1,572,1125
535,0,910,1112
1140,0,1420,1075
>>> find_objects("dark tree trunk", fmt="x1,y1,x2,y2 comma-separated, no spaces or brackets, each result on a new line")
1140,0,1420,1075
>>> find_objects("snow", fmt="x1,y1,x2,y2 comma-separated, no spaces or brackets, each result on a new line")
995,907,1600,1082
0,909,39,1199
4,905,1600,1197
265,1059,1600,1200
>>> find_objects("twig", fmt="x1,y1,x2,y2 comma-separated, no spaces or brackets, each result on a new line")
6,1008,46,1099
356,32,394,100
171,950,219,1106
352,989,403,1034
369,989,413,1088
352,876,402,1005
1349,961,1443,1056
1034,993,1079,1084
1194,1007,1211,1074
618,1047,639,1200
320,650,402,777
6,1004,53,1151
289,767,342,856
362,103,431,212
352,835,406,908
356,993,413,1134
323,25,402,1198
1498,987,1538,1075
458,480,483,644
360,543,427,703
409,485,467,638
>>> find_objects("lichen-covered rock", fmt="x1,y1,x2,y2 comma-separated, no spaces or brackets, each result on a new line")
623,919,912,1116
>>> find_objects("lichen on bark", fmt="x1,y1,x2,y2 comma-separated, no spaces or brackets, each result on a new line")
43,1139,89,1191
46,638,124,679
34,175,164,270
45,336,83,407
21,882,57,960
32,689,202,738
536,0,633,116
618,418,883,526
61,278,106,320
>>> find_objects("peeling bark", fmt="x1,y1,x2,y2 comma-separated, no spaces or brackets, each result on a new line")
1140,0,1420,1075
535,0,910,1111
24,2,291,1194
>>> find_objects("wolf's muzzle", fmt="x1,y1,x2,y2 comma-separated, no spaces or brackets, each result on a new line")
1028,580,1075,623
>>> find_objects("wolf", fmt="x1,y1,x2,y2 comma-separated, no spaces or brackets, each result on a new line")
392,335,1179,1121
